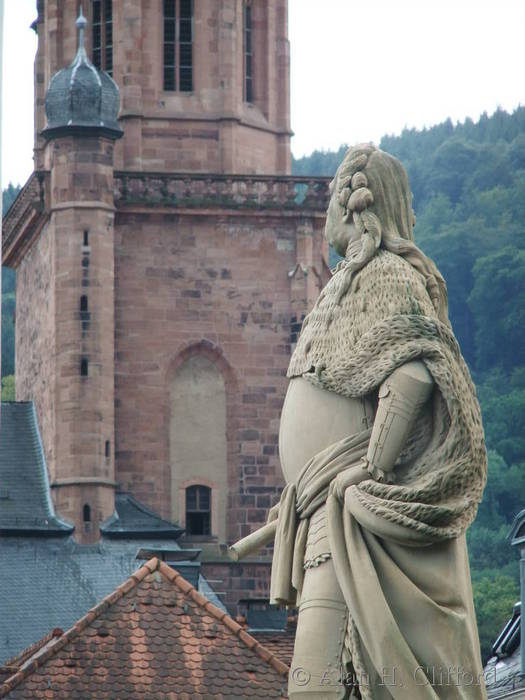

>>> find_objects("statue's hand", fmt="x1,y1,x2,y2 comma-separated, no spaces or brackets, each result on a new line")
330,461,370,502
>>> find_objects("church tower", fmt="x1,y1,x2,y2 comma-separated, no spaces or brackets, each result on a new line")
5,0,330,610
33,0,291,175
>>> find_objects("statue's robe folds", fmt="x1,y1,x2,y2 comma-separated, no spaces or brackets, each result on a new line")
271,250,488,699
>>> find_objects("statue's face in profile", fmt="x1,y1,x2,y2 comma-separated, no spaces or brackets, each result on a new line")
324,178,360,258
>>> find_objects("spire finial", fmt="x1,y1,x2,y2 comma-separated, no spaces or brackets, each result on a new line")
76,5,88,54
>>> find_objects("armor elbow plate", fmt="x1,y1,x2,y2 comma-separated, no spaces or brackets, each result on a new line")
366,360,434,481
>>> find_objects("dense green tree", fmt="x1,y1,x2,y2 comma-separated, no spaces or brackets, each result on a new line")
469,247,525,373
472,575,519,661
507,133,525,169
2,183,21,215
1,375,14,401
428,138,481,204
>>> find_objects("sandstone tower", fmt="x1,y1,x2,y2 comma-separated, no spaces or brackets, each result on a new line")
3,0,329,611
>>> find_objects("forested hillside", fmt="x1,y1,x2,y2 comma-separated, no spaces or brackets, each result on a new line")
294,106,525,658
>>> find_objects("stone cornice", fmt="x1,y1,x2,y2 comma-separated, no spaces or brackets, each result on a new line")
114,172,331,212
2,171,50,268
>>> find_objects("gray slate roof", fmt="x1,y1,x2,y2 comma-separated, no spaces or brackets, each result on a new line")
0,401,226,663
0,403,72,534
101,493,184,539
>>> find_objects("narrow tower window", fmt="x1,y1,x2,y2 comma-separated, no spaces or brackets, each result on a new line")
83,230,89,246
80,357,89,376
83,504,91,522
92,0,113,76
185,485,211,536
80,295,89,313
163,0,193,92
105,440,111,458
179,0,193,91
244,2,253,103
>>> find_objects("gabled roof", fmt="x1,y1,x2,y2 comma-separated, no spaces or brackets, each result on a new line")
100,492,184,539
0,403,72,535
0,558,288,699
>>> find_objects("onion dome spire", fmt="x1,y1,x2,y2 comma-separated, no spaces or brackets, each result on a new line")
42,7,123,140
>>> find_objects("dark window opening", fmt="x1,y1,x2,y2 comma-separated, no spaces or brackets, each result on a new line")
185,485,211,536
163,0,193,92
105,440,111,458
83,230,89,246
83,503,91,522
81,357,89,377
92,0,113,76
244,599,287,632
80,295,89,313
244,2,253,103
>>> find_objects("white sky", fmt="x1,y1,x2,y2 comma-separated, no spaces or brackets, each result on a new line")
2,0,525,185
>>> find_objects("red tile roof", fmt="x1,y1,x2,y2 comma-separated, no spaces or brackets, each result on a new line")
0,558,288,699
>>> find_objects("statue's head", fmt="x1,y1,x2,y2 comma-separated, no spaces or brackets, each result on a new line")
326,143,449,324
326,143,415,258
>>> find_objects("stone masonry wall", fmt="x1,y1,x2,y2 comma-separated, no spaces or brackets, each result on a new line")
114,208,326,546
16,221,57,478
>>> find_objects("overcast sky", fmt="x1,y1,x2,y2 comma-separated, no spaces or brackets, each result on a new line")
2,0,525,186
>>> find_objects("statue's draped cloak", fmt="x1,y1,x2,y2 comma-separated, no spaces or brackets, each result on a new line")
271,250,487,699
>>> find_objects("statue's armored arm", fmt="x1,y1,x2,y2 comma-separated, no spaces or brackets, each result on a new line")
366,360,434,481
329,360,434,500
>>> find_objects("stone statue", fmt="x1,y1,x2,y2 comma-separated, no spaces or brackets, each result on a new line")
231,144,487,699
